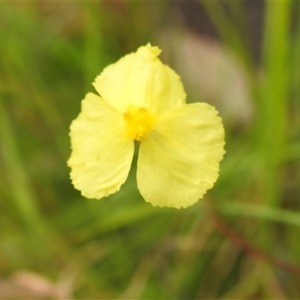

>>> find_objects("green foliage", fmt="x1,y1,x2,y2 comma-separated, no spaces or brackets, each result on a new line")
0,1,300,299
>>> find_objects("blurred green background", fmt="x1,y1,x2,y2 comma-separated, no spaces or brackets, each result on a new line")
1,1,300,299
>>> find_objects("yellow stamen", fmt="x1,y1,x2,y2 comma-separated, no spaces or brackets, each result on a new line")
123,106,156,142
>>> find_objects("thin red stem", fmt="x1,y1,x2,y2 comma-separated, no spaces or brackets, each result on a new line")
212,212,300,277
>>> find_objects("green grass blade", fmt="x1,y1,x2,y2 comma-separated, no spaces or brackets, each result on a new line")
219,202,300,228
256,1,292,206
0,99,46,237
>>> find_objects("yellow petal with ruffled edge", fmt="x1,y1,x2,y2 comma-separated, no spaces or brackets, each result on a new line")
93,44,186,115
68,93,134,199
137,103,225,209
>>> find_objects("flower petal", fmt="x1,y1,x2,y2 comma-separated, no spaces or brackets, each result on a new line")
93,44,186,114
68,93,134,199
137,103,225,209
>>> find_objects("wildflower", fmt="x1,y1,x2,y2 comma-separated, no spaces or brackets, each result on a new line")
68,44,225,209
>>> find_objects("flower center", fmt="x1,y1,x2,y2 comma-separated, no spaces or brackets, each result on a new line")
123,106,156,142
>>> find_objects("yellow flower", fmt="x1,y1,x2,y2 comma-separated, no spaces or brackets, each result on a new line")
68,44,225,209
